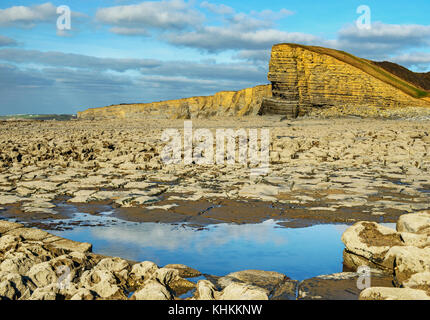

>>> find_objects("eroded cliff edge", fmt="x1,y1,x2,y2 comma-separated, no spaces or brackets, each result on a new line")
78,43,430,120
78,85,271,120
260,44,430,116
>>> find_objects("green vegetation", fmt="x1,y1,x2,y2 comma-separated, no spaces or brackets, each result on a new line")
275,43,430,99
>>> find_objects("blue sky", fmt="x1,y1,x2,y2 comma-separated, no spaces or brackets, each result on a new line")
0,0,429,115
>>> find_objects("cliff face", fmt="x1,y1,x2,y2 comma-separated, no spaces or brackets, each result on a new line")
260,44,430,116
78,85,271,120
78,43,430,120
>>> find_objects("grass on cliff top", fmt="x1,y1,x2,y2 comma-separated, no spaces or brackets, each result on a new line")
275,43,429,99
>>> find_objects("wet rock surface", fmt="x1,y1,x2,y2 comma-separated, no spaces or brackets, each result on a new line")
0,118,429,229
1,118,430,300
1,211,430,300
297,271,394,300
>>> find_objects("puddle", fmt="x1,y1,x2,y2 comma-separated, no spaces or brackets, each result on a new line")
47,212,363,281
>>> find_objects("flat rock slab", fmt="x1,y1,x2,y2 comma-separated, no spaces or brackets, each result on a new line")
360,287,430,300
47,238,93,254
225,270,288,292
0,220,23,234
269,280,298,300
397,211,430,235
163,264,201,278
5,227,52,241
298,272,395,300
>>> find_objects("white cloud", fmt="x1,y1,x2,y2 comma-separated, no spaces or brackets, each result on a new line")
0,2,57,27
95,0,204,33
109,27,149,36
391,52,430,71
166,27,322,52
200,1,235,15
233,49,271,63
335,22,430,58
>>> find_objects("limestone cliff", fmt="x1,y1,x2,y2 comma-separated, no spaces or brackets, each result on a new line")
78,43,430,120
260,43,430,117
78,85,271,120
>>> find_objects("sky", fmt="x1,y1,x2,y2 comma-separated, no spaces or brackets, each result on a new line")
0,0,429,115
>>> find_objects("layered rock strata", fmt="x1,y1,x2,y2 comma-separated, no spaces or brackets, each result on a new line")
260,44,430,117
78,85,271,120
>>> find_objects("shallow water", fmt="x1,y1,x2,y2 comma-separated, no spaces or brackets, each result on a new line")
47,212,362,281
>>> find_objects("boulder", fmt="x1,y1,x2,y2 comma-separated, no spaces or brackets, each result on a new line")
399,232,430,248
151,268,195,296
129,261,158,286
131,280,172,300
80,268,127,300
402,272,430,294
397,211,430,235
79,268,127,300
27,261,58,288
96,257,130,273
384,246,430,284
220,282,269,300
359,287,430,300
194,280,218,300
342,222,403,270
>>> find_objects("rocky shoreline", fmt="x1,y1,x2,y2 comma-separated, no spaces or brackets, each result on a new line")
1,211,429,300
0,117,429,300
1,118,429,229
342,211,430,300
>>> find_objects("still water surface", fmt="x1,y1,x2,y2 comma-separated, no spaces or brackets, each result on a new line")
50,212,354,281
